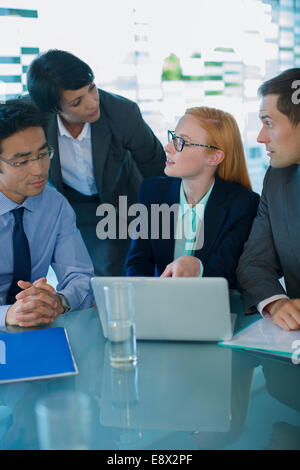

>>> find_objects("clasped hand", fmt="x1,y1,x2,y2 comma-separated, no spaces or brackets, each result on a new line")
6,277,64,327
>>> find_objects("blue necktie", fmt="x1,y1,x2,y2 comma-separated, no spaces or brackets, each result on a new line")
6,207,31,305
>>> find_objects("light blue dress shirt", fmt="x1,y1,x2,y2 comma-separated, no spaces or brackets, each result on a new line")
173,181,214,276
0,186,95,328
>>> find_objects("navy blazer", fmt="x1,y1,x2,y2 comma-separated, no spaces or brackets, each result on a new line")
125,176,260,288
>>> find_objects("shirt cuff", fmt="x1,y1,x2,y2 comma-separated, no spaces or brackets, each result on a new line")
0,305,10,329
257,294,289,318
198,259,203,277
56,287,94,312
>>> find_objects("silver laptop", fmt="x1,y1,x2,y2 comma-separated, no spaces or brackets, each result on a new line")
91,277,235,341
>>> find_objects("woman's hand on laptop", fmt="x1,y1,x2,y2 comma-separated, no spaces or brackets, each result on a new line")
160,256,201,278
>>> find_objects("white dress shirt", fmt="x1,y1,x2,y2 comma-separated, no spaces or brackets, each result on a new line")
257,294,289,317
57,115,98,196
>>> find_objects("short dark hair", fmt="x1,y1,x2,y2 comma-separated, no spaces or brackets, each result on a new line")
258,68,300,126
27,49,95,113
0,101,48,154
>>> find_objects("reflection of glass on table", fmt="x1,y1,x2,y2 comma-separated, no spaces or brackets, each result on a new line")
101,341,233,432
35,390,93,450
110,362,139,409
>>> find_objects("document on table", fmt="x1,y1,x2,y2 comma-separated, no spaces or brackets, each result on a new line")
218,318,300,360
0,327,78,384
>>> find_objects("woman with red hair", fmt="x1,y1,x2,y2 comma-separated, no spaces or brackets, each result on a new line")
125,107,259,288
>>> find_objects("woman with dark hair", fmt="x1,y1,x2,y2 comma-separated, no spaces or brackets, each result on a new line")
125,106,260,288
26,49,165,276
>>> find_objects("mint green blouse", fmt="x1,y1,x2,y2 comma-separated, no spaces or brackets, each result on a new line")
173,181,214,276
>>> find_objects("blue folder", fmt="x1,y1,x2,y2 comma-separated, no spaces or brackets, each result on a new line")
0,327,78,384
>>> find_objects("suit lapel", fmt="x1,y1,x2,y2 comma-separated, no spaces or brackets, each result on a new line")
194,177,228,261
47,115,64,191
283,165,300,267
155,178,181,268
91,90,112,202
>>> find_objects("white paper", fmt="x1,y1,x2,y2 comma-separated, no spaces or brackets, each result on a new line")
219,318,300,360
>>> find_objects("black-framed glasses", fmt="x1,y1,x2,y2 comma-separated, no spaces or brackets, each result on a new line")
168,130,219,152
0,145,54,169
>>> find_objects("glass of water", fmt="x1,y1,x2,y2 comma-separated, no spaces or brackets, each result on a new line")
103,282,137,367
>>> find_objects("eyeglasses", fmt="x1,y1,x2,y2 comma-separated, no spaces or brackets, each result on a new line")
0,145,54,169
168,130,219,152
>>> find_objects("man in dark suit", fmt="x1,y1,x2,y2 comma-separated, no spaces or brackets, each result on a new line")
237,68,300,331
26,49,165,276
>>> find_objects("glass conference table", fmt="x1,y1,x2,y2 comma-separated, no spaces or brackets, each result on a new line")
0,293,299,451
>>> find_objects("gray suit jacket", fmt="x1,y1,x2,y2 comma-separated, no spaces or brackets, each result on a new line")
237,164,300,312
46,88,165,207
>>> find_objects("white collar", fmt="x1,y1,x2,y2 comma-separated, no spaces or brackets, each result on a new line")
57,115,91,141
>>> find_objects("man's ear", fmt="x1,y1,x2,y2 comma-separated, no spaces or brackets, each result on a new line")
207,150,225,167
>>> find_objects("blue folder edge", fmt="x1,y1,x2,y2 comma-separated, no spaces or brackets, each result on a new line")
0,327,78,384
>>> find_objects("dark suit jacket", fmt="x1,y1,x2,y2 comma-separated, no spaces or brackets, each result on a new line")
46,89,166,207
125,176,260,288
237,165,300,312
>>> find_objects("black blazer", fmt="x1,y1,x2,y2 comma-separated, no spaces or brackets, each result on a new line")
125,176,260,288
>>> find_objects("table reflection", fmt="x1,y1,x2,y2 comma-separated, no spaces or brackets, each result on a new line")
259,355,300,450
0,307,299,450
101,342,233,432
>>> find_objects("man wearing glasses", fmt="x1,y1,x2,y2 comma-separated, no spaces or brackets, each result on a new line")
0,102,94,328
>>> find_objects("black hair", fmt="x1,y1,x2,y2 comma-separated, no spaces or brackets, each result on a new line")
0,101,48,154
258,68,300,126
27,49,95,113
